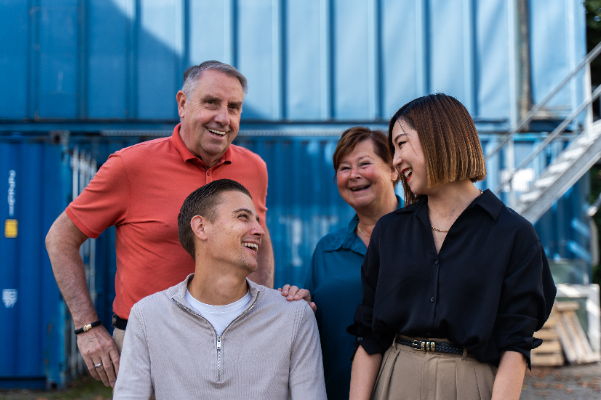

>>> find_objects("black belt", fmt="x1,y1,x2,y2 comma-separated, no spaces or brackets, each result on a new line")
112,314,128,330
395,337,463,355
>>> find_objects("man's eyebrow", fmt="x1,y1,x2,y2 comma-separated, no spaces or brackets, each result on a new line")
232,207,260,223
201,95,220,102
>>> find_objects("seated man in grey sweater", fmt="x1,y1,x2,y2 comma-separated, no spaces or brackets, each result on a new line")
113,179,326,399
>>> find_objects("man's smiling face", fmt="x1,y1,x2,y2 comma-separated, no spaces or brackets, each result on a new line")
203,190,264,274
177,69,245,168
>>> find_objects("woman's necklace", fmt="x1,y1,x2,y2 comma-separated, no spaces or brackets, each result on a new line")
357,225,371,238
431,189,483,233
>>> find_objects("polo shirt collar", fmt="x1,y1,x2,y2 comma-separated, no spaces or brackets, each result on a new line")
171,123,233,167
324,195,403,254
395,189,503,221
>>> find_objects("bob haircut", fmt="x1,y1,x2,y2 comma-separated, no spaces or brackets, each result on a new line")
333,126,400,186
388,93,486,205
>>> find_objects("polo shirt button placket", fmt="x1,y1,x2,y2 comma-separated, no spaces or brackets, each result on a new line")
206,169,212,182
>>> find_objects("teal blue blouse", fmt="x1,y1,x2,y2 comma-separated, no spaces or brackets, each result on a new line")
304,196,401,400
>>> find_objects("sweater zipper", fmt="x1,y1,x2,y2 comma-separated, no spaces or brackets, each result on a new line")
214,292,260,382
216,336,222,380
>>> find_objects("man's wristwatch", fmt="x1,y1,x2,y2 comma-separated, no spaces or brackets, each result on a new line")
74,320,102,335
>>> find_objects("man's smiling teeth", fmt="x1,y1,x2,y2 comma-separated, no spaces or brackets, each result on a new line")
403,168,413,178
243,243,259,251
208,128,227,137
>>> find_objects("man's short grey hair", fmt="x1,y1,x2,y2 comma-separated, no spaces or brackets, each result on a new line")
182,61,248,98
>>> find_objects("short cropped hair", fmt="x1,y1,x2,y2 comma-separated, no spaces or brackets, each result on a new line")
333,127,400,186
182,60,248,99
178,179,252,259
388,93,486,205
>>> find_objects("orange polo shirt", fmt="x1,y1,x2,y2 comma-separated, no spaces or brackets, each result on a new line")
66,124,268,319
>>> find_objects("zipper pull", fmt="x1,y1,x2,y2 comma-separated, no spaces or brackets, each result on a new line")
216,336,222,349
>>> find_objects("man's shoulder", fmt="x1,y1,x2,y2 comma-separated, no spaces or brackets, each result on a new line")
255,286,311,315
228,144,266,166
130,281,182,317
112,136,175,163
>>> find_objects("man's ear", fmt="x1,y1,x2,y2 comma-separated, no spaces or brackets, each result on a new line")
191,215,209,241
176,90,187,119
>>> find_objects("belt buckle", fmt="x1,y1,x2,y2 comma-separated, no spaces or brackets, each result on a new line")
412,340,436,352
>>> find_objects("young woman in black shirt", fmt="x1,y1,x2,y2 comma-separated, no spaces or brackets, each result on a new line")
348,94,556,400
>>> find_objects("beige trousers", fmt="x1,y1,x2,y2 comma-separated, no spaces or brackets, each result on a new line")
371,336,497,400
112,327,126,353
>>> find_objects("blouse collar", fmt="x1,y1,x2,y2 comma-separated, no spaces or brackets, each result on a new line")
324,195,403,254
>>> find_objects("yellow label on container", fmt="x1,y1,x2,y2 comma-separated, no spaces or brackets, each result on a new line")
5,219,17,238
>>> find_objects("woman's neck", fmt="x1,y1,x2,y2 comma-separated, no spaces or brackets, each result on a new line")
426,180,481,222
356,192,399,233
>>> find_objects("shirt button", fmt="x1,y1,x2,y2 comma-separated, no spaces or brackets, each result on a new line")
434,260,439,265
430,297,435,302
207,170,211,176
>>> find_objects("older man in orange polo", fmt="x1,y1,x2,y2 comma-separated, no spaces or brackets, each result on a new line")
45,61,274,389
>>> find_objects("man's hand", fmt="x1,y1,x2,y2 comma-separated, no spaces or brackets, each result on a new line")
278,284,317,313
78,325,120,387
46,212,119,386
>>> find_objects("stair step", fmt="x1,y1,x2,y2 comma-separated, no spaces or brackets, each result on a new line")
519,190,542,203
547,161,572,174
559,147,586,160
533,176,558,189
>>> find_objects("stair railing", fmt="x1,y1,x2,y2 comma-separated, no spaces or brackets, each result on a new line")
486,41,601,195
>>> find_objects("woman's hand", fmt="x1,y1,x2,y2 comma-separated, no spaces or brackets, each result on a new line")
349,345,382,400
491,350,527,400
278,284,317,313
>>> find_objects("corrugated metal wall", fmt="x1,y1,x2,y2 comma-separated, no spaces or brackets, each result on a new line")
0,137,69,388
0,0,586,128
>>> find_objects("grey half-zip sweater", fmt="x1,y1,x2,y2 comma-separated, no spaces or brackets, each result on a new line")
113,274,327,399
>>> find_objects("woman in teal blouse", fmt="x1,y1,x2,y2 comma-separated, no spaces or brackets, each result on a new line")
291,127,400,399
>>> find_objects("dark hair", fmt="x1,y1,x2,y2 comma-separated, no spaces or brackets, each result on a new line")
178,179,252,259
388,93,486,205
182,60,248,97
333,126,400,186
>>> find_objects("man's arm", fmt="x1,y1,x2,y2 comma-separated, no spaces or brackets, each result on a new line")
249,227,274,288
45,212,120,387
289,305,327,400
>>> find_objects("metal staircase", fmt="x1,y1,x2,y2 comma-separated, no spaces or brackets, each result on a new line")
516,120,601,222
487,42,601,224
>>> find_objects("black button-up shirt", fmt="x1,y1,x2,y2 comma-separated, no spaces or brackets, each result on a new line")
348,190,556,367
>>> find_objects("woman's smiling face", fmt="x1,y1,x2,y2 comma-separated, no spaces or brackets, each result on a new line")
336,139,397,211
391,119,428,195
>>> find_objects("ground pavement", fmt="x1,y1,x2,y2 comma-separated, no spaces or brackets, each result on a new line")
521,362,601,399
1,363,600,399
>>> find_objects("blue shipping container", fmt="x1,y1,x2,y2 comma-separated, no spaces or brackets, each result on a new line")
0,0,586,132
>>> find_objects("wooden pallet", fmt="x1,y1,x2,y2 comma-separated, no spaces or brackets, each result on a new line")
532,313,564,367
554,301,600,364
